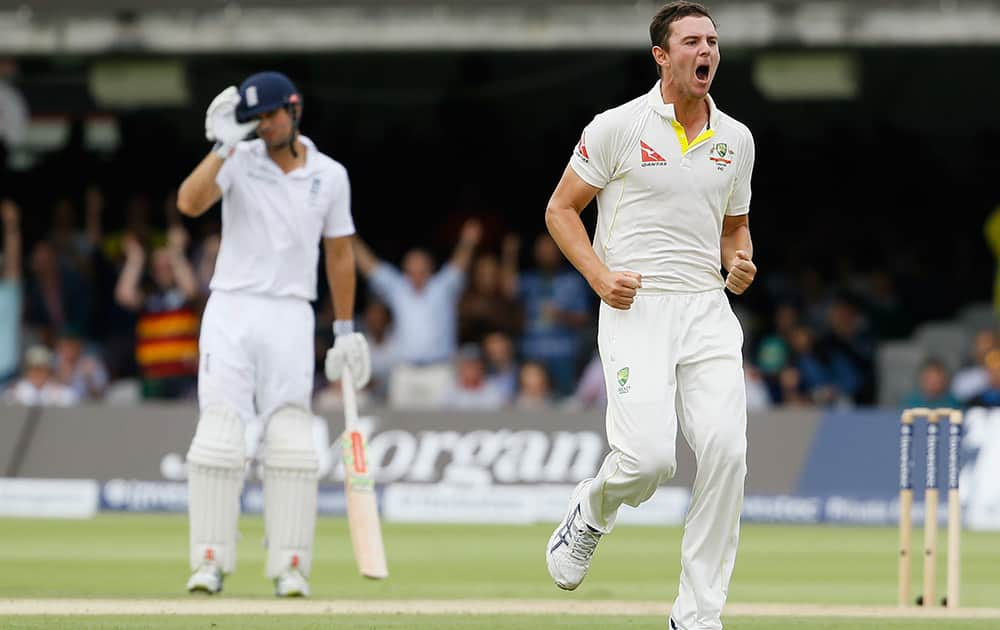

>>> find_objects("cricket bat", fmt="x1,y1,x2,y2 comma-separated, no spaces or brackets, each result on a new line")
340,369,389,579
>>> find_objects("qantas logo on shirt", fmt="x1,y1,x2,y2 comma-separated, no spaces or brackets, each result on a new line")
640,141,667,166
575,133,590,161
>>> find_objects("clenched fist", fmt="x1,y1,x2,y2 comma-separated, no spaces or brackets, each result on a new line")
724,250,756,295
592,269,642,310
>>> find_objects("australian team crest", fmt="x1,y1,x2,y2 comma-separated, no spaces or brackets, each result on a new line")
616,367,630,394
709,142,734,171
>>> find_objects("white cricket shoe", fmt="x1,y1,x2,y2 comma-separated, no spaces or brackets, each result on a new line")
186,562,223,594
274,567,310,597
546,479,603,591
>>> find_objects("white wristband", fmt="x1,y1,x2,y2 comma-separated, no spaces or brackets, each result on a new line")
333,320,354,337
213,141,234,159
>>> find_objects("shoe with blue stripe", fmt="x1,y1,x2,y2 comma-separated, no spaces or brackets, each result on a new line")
546,479,602,591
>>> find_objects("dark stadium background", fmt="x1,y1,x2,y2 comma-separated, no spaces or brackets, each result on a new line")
7,46,997,329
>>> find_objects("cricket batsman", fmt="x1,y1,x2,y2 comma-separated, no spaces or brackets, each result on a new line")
176,71,371,596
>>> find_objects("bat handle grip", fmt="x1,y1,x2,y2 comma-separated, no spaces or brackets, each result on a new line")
341,368,359,431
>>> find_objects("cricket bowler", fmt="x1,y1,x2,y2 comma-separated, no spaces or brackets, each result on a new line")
543,3,757,628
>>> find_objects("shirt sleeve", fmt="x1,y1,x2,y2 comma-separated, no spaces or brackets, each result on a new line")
214,143,244,193
725,130,755,216
433,264,466,302
367,262,406,306
569,113,622,189
323,166,356,238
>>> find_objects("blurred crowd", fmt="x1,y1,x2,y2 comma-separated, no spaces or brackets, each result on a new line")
0,184,997,413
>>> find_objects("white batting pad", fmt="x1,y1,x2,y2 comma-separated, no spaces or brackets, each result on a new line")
263,405,319,578
186,405,246,573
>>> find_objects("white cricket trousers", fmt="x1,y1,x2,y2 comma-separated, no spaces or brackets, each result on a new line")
198,290,315,421
583,289,747,630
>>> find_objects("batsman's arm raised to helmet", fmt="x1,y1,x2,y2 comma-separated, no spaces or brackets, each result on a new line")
545,165,641,311
178,85,259,217
176,154,223,218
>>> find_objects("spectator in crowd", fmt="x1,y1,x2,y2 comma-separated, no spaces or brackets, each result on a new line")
902,357,961,409
514,360,554,410
481,330,518,403
54,325,108,401
114,225,201,399
859,269,912,341
359,299,397,403
776,366,813,407
0,198,21,384
48,186,102,277
966,349,1000,408
4,344,79,406
100,192,163,263
951,327,996,403
504,233,591,397
457,248,523,344
81,185,139,382
354,218,481,408
816,294,877,405
744,363,772,411
441,343,505,410
754,301,798,399
796,266,837,332
24,239,95,347
786,324,836,406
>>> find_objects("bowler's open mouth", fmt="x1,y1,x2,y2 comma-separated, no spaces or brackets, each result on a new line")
696,64,710,81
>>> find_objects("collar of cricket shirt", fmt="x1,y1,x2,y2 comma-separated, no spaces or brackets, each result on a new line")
252,134,318,178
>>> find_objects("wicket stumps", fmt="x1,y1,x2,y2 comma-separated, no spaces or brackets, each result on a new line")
898,407,963,608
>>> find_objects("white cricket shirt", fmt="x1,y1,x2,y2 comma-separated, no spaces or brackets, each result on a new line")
570,81,755,293
212,135,355,301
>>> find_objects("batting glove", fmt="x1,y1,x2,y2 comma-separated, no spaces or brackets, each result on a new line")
205,86,259,159
325,326,372,390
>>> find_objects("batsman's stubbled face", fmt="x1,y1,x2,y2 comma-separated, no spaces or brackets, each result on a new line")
662,15,719,99
255,107,295,149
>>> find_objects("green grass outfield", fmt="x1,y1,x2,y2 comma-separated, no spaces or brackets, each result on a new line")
1,513,999,628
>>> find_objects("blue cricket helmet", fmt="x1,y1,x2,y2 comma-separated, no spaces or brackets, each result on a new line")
235,71,301,123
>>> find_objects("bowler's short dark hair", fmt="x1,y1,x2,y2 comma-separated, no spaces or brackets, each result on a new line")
649,1,715,49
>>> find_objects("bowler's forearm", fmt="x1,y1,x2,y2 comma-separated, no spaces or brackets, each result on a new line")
545,206,605,287
721,225,753,271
